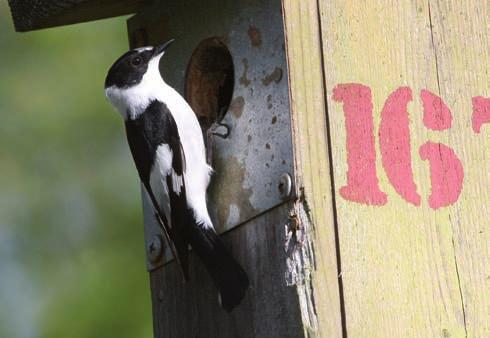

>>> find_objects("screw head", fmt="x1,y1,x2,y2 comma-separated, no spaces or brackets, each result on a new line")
278,173,292,199
147,235,163,263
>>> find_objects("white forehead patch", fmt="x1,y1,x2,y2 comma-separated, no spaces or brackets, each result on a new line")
134,46,153,52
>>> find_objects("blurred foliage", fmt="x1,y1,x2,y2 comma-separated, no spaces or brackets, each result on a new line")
0,3,152,338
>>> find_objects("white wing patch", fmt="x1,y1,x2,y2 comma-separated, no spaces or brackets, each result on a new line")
149,144,184,226
171,172,184,195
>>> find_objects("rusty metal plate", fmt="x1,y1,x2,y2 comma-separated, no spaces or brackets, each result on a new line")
128,0,293,269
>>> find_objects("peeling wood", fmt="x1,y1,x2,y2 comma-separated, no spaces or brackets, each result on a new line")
282,0,344,336
285,200,319,333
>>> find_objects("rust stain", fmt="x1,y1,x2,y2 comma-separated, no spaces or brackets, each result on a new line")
229,96,245,118
247,26,262,47
267,94,273,109
208,155,257,229
262,67,283,86
239,58,251,87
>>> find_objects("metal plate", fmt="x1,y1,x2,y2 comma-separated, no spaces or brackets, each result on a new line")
128,0,293,269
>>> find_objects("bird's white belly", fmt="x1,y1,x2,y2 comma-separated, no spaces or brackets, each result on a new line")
148,103,213,229
159,86,213,228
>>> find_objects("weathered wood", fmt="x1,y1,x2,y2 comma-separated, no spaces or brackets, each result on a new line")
150,204,305,338
282,0,344,337
317,0,488,337
127,0,318,337
8,0,147,32
429,1,489,336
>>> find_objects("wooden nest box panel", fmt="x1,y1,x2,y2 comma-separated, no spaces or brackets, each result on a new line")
7,0,146,31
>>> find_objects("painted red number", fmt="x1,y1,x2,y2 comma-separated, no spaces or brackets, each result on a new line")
334,84,467,209
379,87,421,206
472,96,490,133
332,84,387,206
419,142,464,209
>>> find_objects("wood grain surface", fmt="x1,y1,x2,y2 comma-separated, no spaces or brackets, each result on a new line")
282,0,344,336
317,0,488,337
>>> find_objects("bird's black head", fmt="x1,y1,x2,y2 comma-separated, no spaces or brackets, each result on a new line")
104,39,175,89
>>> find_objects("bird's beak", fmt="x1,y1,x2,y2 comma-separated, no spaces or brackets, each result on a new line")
153,38,175,58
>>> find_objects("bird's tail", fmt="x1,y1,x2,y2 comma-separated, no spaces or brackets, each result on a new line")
186,223,249,312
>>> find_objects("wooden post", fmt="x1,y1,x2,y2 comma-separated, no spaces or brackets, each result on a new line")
282,1,345,336
300,0,488,337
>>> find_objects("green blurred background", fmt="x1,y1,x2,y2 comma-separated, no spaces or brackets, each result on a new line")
0,3,152,337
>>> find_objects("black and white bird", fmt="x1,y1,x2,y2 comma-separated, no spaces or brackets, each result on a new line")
104,39,249,311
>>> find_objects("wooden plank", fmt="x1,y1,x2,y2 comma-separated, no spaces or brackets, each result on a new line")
429,1,489,337
316,0,484,336
8,0,147,32
149,204,306,338
282,0,344,337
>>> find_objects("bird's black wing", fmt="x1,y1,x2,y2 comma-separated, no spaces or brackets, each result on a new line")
126,101,250,310
124,100,190,279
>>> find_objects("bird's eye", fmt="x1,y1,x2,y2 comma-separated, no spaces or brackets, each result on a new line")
131,56,142,66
